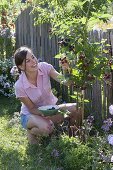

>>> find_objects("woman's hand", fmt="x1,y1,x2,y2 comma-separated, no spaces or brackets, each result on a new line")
37,111,44,117
37,115,54,133
59,56,70,73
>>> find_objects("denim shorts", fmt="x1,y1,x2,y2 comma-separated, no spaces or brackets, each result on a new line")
20,114,31,129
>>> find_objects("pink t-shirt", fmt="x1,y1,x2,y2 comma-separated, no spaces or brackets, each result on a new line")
15,62,58,115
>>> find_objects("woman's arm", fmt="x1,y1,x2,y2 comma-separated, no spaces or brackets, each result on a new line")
49,67,71,86
49,67,62,82
18,96,44,116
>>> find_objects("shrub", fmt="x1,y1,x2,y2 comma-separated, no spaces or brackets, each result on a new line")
63,145,93,170
0,59,15,97
44,136,93,170
0,27,15,59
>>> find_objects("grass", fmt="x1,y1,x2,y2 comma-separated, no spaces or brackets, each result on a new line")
0,96,47,170
1,96,113,170
0,96,67,170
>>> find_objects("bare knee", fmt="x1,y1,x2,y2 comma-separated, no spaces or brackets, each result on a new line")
59,103,77,112
29,126,53,136
27,115,54,136
29,127,40,136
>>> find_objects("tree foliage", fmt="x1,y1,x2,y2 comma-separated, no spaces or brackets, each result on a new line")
0,0,29,58
32,0,113,91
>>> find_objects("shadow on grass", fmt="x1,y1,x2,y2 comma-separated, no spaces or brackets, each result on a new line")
0,144,48,170
25,142,51,170
0,95,20,117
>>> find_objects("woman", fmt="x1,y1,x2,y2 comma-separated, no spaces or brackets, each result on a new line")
14,46,82,144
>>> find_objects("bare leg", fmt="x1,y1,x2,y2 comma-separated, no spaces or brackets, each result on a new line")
69,107,82,127
58,103,82,127
46,114,64,124
26,115,54,144
46,103,77,125
58,103,77,112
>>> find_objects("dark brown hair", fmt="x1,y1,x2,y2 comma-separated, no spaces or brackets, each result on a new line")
14,46,32,73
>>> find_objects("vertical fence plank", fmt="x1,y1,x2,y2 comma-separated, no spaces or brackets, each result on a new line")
92,79,102,124
36,25,40,58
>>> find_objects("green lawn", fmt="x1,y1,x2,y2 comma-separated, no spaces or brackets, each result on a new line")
0,96,112,170
0,96,55,170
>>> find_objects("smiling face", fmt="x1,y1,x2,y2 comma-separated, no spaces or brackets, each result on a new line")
18,50,38,73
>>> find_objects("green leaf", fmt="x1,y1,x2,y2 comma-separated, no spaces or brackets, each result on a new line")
103,49,109,54
72,69,79,77
54,53,62,58
99,13,112,19
84,99,90,103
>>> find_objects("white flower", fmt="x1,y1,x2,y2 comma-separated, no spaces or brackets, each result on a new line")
108,134,113,145
4,82,10,88
109,105,113,115
10,66,18,76
0,75,3,82
111,155,113,162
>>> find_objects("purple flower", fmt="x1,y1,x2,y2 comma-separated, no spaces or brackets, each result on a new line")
51,149,59,158
108,134,113,145
87,115,94,124
101,118,113,132
56,168,63,170
101,124,110,132
99,150,110,162
104,118,113,127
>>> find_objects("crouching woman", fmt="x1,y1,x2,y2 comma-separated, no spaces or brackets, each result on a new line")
13,46,82,144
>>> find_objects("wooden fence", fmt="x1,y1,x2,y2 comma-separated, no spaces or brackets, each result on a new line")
15,7,59,65
15,7,113,124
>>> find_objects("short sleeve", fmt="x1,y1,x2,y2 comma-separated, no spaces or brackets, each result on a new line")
39,62,54,75
14,83,27,98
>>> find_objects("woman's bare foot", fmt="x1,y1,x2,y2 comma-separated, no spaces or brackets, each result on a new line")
27,131,39,144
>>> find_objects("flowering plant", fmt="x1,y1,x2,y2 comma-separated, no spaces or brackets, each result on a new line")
0,59,15,97
94,105,113,165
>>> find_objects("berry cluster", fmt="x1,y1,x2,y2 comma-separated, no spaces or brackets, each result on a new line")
58,38,75,52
